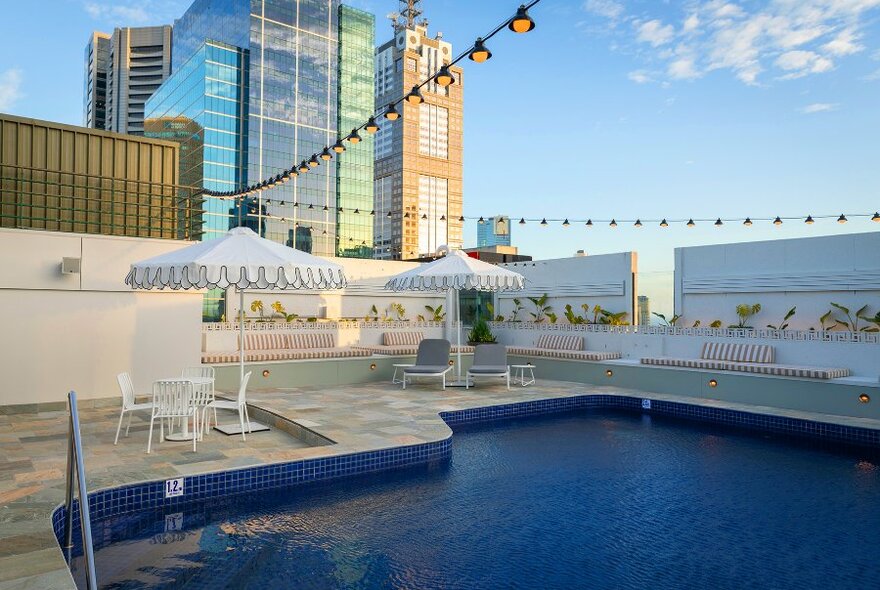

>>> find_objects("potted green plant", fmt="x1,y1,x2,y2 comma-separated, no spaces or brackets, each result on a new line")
467,318,497,345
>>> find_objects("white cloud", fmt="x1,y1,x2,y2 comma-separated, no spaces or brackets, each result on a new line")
84,2,150,24
0,68,24,111
627,70,653,84
822,29,863,56
799,102,839,114
637,19,675,46
581,0,880,85
863,68,880,81
669,58,700,79
582,0,624,21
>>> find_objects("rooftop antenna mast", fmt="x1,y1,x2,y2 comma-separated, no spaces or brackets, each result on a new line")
389,0,428,32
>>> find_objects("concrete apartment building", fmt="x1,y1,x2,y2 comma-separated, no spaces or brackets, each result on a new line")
84,26,173,135
374,0,463,260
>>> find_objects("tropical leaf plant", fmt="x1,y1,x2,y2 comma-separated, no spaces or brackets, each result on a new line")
652,312,681,327
509,298,524,322
709,320,723,328
528,294,553,323
365,304,379,322
819,309,834,331
467,319,497,343
425,304,446,321
250,299,264,320
731,303,761,328
767,306,796,330
564,304,587,324
599,310,629,325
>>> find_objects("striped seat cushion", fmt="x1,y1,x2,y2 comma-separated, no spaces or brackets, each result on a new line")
240,332,287,351
383,332,425,346
288,332,335,349
541,350,622,361
354,344,474,356
535,334,583,351
700,342,774,363
202,347,370,364
640,357,730,370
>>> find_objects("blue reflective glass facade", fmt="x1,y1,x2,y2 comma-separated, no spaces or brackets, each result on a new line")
166,0,372,258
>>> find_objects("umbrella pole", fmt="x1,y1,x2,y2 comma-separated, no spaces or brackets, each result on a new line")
239,288,245,385
456,290,463,382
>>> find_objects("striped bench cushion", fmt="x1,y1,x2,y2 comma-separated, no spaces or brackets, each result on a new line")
240,332,287,351
535,334,583,351
202,347,370,364
508,346,621,361
383,332,425,346
701,342,774,363
354,344,474,355
288,332,335,349
641,357,849,380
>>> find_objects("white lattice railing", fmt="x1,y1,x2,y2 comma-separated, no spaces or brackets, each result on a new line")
488,322,880,344
202,321,446,332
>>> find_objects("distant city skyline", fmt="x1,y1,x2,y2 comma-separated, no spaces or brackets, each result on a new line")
0,0,877,276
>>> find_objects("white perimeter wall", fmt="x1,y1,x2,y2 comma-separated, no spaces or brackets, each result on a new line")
494,252,637,323
675,232,880,330
0,229,202,406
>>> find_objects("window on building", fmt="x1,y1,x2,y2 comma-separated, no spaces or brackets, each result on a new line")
419,104,448,159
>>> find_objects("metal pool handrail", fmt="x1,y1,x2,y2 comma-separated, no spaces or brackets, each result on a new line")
63,390,98,590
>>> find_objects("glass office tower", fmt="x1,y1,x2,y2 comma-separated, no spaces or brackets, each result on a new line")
159,0,374,258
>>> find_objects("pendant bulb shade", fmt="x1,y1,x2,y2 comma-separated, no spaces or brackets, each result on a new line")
406,85,424,105
458,215,465,222
586,219,593,227
609,219,617,227
440,215,446,221
387,211,392,218
320,147,333,160
365,116,380,133
298,161,309,173
660,219,668,227
519,217,526,225
540,218,548,226
562,218,570,227
743,217,752,226
332,139,346,153
773,216,783,226
384,103,400,121
347,128,362,144
714,218,723,226
805,215,814,224
435,64,455,87
421,213,427,220
308,154,320,168
634,219,642,227
837,214,847,223
687,219,695,227
509,5,536,33
872,212,880,222
469,37,492,63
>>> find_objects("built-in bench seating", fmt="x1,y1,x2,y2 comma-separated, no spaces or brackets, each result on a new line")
202,332,370,364
641,342,850,379
507,334,622,361
354,331,474,355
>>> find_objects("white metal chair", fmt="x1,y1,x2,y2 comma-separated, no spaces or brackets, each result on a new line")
148,380,197,453
114,373,155,445
182,366,215,433
203,372,252,441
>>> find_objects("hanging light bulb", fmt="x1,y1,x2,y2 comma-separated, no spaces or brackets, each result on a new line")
687,219,695,227
435,64,455,87
872,212,880,222
440,214,446,221
634,219,642,228
508,4,536,33
365,116,380,134
308,203,314,210
773,216,783,226
805,215,814,224
384,103,400,121
540,218,548,226
404,212,410,218
837,214,847,223
338,207,344,213
714,218,723,227
308,154,320,168
288,167,298,178
370,210,375,215
421,213,428,220
386,211,392,218
323,205,329,211
458,215,465,222
332,139,346,154
354,208,360,214
347,129,362,144
519,218,526,225
478,216,485,224
405,85,424,105
266,176,277,188
585,219,593,227
609,219,617,228
743,217,752,226
298,161,309,173
469,37,492,62
660,219,668,228
320,148,333,161
562,218,570,227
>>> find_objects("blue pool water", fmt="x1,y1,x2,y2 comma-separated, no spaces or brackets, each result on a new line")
73,410,880,589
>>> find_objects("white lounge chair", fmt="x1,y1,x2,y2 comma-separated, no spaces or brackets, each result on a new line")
114,372,154,445
402,339,452,390
467,344,510,390
203,372,253,441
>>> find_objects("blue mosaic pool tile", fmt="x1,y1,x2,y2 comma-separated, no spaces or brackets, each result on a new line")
53,394,880,551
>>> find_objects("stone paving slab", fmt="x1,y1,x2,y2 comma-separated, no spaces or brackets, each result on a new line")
2,379,880,589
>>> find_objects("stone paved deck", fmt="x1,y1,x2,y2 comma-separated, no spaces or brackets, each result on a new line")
2,379,880,589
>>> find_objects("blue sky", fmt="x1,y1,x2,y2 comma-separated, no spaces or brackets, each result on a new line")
0,0,878,299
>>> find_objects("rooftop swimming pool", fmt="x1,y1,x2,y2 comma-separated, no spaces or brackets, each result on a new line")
71,409,880,589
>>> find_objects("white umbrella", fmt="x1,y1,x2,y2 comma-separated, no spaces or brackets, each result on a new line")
385,248,525,386
125,226,346,382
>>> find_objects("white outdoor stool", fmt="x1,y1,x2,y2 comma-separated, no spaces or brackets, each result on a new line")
392,364,414,385
511,364,536,387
